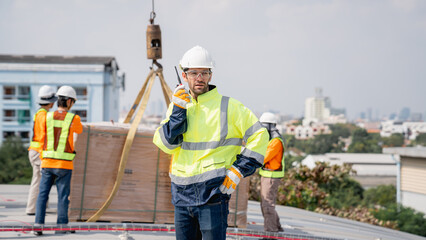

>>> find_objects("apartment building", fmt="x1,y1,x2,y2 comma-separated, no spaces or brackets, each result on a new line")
0,55,124,143
380,120,426,140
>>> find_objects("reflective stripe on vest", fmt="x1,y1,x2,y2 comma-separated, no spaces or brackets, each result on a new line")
166,93,265,186
160,98,264,162
259,137,285,178
42,112,76,161
30,108,48,148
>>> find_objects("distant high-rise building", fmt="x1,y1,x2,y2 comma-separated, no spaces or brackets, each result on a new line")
324,96,346,117
398,107,411,121
331,108,346,116
367,108,372,122
304,88,349,125
324,96,331,109
410,112,423,122
305,97,328,121
389,113,397,120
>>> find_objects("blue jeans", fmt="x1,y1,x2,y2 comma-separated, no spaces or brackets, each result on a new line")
174,195,229,240
35,168,72,225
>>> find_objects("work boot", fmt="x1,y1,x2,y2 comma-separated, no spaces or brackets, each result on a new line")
33,224,43,236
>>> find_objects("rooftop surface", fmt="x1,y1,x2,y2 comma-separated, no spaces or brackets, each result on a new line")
302,154,397,177
1,184,425,240
0,55,116,67
384,147,426,158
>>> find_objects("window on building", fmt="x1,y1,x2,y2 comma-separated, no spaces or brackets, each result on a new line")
2,109,30,123
3,131,15,139
74,87,88,100
3,86,16,99
72,110,87,122
19,131,30,141
17,110,31,124
2,85,30,100
18,86,30,100
3,110,16,121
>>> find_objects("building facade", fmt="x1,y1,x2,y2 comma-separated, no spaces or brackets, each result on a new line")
304,88,347,126
380,120,426,140
0,55,124,143
384,147,426,214
286,124,331,140
304,96,329,123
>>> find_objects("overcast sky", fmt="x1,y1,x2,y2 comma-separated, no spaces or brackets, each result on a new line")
1,0,425,120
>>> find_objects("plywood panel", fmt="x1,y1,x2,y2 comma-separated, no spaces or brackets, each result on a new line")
69,123,248,228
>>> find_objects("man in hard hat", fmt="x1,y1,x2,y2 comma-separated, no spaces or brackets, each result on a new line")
34,86,83,236
26,85,57,216
153,45,269,240
259,112,285,232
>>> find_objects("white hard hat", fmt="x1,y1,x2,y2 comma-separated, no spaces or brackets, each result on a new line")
38,85,58,104
56,85,77,101
259,112,277,124
179,45,215,69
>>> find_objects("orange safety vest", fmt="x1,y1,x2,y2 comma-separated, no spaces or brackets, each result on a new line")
41,110,82,170
259,133,285,178
28,108,47,153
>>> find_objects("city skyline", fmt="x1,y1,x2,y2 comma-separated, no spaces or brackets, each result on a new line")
1,1,425,120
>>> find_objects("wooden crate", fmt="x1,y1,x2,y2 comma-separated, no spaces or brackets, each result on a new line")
69,122,248,228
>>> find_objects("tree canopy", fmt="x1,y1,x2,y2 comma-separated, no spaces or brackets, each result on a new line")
0,137,31,184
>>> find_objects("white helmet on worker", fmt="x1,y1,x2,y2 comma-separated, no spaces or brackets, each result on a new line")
179,45,215,70
38,85,58,104
56,85,77,101
259,112,277,124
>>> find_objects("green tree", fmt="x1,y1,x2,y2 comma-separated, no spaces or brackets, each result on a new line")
291,134,343,155
329,123,354,138
382,133,404,147
362,185,396,208
0,137,31,184
305,134,341,154
414,133,426,146
373,204,426,237
348,128,382,153
323,176,364,209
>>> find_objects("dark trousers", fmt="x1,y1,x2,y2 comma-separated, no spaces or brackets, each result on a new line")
174,196,229,240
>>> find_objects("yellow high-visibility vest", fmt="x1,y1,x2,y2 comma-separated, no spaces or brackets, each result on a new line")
29,108,47,149
42,112,76,161
154,88,268,186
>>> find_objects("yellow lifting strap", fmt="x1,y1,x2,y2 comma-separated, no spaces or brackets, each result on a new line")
86,67,172,222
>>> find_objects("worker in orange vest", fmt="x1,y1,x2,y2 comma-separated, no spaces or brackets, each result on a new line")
34,86,82,236
26,85,57,215
259,112,285,232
